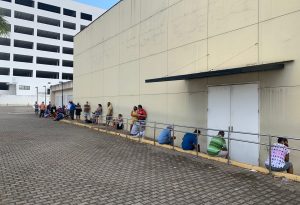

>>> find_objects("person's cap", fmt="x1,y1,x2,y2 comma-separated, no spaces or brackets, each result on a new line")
167,125,173,129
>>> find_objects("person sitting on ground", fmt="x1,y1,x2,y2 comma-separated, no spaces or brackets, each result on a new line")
83,101,91,121
92,104,102,124
265,137,293,174
106,102,113,125
39,102,46,118
44,109,51,118
130,106,138,131
182,129,201,151
113,114,124,130
34,101,39,115
54,106,64,121
207,131,228,158
75,103,82,120
157,125,174,145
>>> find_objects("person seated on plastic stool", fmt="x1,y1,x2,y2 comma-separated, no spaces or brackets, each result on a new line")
265,137,293,174
182,129,201,151
157,125,175,145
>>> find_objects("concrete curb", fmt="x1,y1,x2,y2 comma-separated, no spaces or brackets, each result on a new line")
61,119,300,183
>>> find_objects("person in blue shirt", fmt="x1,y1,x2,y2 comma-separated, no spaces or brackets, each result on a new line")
69,101,76,120
181,129,201,151
157,125,174,145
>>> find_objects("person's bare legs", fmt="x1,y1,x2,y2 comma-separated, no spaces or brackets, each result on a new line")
287,163,294,174
197,144,200,152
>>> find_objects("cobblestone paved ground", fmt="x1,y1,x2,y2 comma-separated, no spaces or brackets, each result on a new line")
1,106,300,205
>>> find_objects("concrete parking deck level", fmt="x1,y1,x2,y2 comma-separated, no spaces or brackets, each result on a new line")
1,107,300,205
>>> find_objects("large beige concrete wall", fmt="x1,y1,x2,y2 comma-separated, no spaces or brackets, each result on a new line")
74,0,300,174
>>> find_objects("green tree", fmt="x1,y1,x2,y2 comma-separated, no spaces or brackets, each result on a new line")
0,15,10,36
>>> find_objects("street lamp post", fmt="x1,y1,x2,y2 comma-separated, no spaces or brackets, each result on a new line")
43,85,46,104
35,86,38,104
59,81,64,107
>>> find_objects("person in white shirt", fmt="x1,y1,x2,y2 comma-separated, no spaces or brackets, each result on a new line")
265,137,293,174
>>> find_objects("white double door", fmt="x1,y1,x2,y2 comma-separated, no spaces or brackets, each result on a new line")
207,84,259,165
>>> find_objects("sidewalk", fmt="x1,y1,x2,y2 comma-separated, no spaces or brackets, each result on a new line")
63,118,300,182
1,107,300,204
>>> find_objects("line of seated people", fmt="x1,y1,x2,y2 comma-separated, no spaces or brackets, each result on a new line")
156,127,293,174
157,126,203,152
53,101,293,174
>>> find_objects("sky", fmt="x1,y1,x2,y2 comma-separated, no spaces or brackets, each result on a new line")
74,0,120,10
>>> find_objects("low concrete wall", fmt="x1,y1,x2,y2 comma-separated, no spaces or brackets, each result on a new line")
0,95,50,106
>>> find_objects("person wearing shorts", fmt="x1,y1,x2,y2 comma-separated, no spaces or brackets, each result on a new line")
265,137,293,174
207,131,228,158
83,101,91,121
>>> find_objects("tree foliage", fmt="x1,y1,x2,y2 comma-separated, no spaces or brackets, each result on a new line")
0,15,10,36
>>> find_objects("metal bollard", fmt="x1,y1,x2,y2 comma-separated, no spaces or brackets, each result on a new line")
105,116,108,133
138,121,141,143
154,122,156,146
196,128,199,157
126,118,129,139
227,126,231,165
172,124,175,150
268,135,272,175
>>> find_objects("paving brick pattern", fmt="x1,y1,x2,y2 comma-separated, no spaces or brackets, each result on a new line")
1,106,300,205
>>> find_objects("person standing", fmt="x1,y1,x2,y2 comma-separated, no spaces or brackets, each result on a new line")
137,105,147,133
50,104,57,117
39,102,46,118
137,105,147,121
34,101,39,116
83,101,91,121
69,101,76,120
75,103,82,120
46,101,52,117
47,101,52,111
66,101,71,117
106,102,113,125
94,104,102,124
